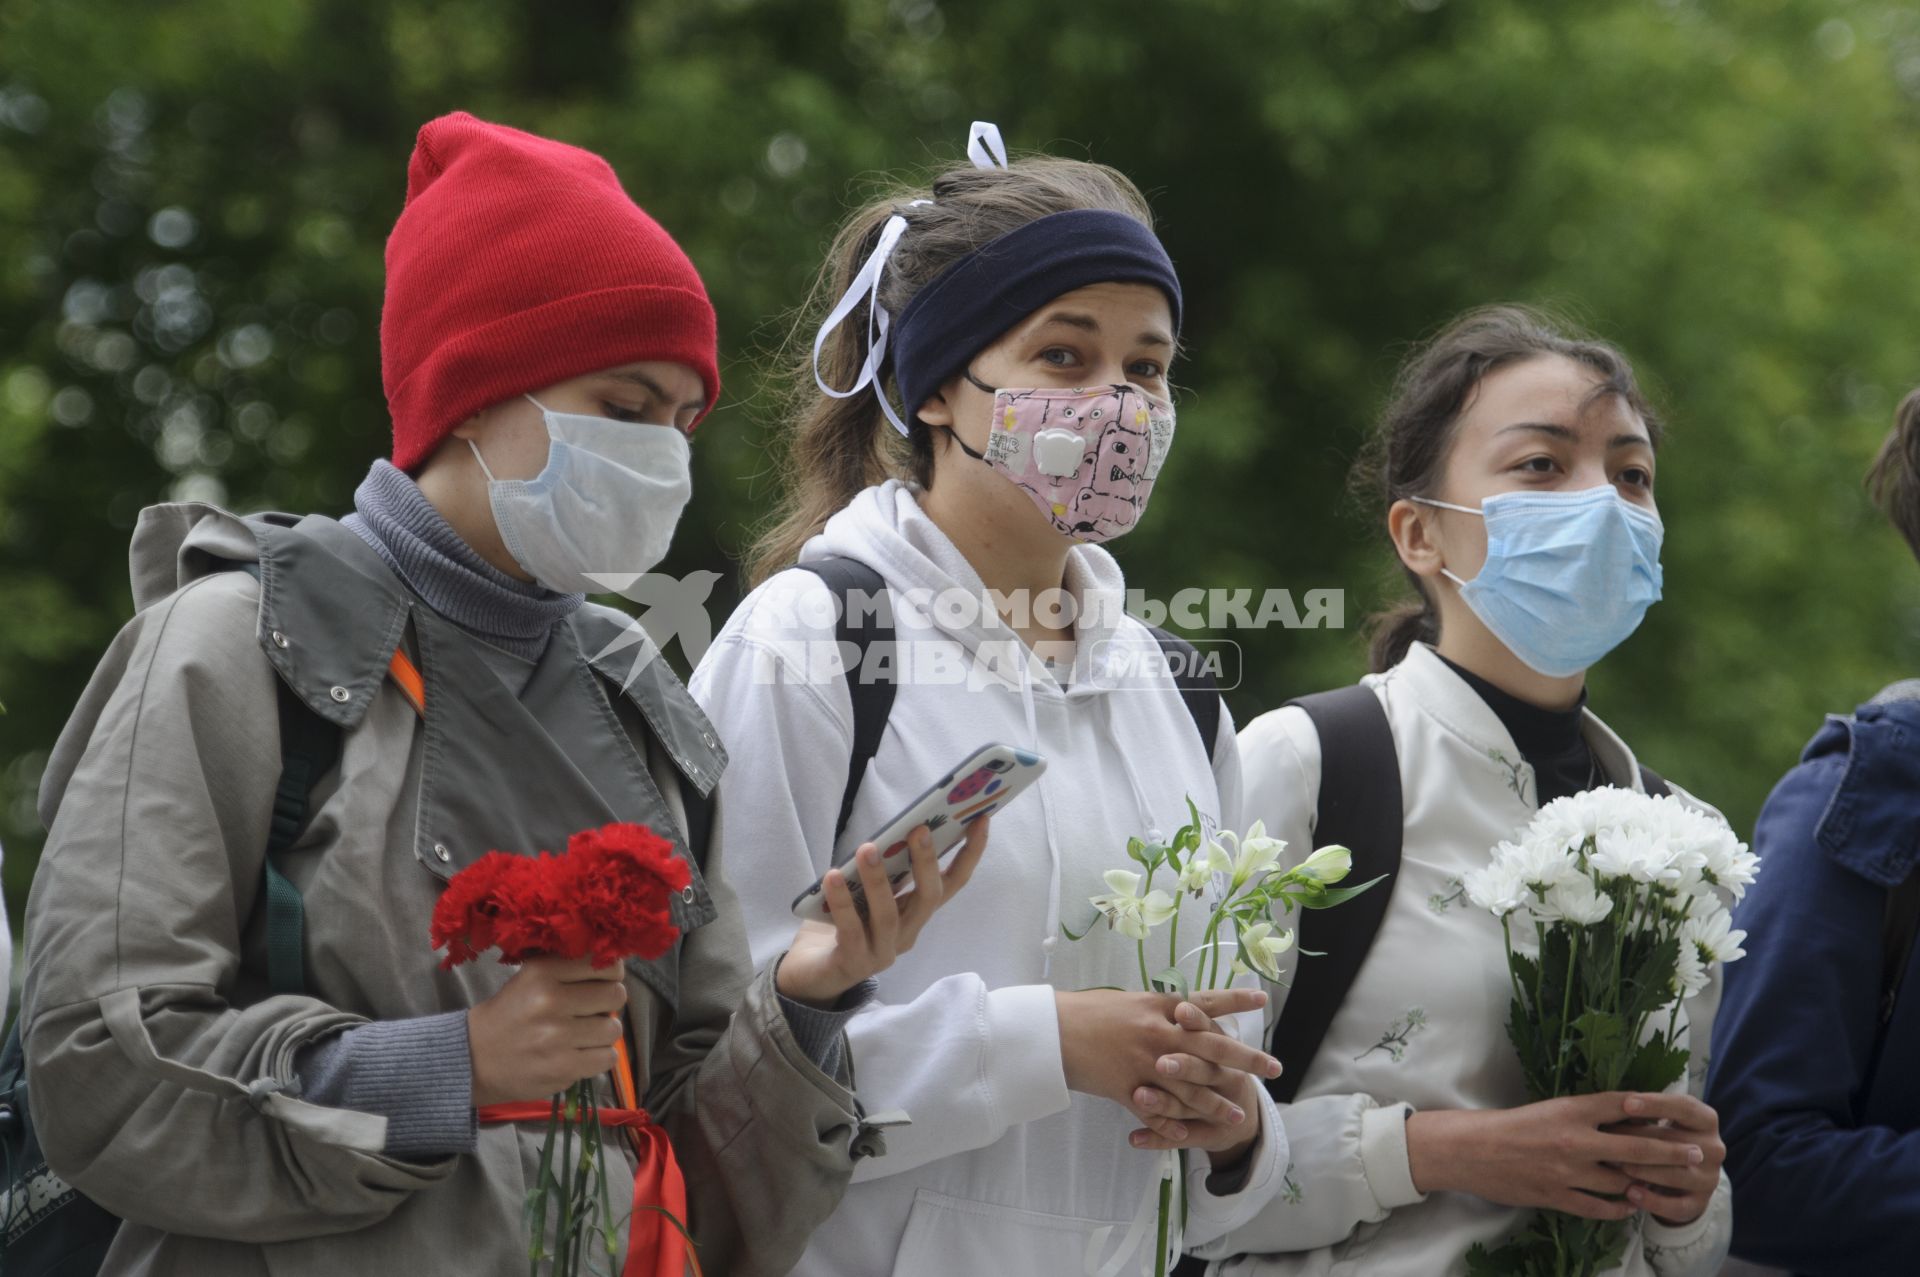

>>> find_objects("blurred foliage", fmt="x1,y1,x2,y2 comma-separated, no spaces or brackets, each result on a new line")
4,0,1920,935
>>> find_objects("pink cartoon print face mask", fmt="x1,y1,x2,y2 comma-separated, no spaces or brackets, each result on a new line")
953,378,1177,543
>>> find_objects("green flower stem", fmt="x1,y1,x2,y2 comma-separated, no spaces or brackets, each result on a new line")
1551,925,1580,1097
1153,1170,1172,1277
557,1086,577,1276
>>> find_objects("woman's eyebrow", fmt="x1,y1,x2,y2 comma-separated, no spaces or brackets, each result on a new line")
1496,421,1652,449
1496,421,1578,441
1030,311,1174,349
607,369,706,413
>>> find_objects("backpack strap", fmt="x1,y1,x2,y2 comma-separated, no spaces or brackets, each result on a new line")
1267,685,1403,1103
1145,625,1221,764
262,675,343,996
795,558,897,846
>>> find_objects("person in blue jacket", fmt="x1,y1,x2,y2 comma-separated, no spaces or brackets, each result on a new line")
1706,385,1920,1274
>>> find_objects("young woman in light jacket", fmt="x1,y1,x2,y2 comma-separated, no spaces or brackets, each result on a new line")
1191,306,1734,1277
691,127,1287,1275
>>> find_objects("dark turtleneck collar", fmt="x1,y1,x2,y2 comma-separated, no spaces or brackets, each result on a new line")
1436,652,1598,803
341,460,583,662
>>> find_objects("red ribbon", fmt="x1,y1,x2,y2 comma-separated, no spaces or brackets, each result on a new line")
478,1101,689,1277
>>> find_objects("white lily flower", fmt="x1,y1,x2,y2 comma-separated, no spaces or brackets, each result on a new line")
1296,843,1353,885
1089,868,1178,941
1230,921,1295,981
1206,820,1286,892
1176,852,1214,895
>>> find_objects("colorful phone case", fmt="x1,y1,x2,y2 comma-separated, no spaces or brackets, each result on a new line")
789,743,1047,922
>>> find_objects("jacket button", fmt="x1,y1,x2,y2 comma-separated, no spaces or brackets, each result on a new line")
701,731,716,748
680,886,695,903
329,686,350,703
433,842,451,862
271,631,289,649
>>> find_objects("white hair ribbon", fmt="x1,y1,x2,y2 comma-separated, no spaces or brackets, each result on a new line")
811,201,931,437
810,120,1009,438
967,120,1008,170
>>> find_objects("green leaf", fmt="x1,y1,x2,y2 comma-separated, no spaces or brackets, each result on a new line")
1619,1037,1691,1094
1061,909,1103,942
1295,873,1388,909
1149,965,1192,1000
1571,1009,1627,1080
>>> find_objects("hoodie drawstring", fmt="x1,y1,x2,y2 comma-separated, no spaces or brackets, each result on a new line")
1018,648,1067,980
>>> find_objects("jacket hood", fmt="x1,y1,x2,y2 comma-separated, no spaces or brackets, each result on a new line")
130,502,418,729
797,479,1144,694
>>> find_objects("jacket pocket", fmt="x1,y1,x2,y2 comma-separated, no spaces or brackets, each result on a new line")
889,1188,1119,1277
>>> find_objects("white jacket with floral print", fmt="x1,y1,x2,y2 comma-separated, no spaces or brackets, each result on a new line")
1193,642,1733,1277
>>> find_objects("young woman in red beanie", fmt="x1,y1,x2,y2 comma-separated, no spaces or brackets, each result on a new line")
21,111,981,1277
691,123,1287,1276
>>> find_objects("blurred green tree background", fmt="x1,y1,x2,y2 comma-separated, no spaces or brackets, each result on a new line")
4,0,1919,937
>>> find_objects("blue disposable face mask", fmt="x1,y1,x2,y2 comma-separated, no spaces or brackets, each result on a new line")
1414,485,1664,678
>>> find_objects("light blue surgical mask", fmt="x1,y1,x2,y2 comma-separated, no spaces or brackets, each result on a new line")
1414,485,1664,677
467,394,691,599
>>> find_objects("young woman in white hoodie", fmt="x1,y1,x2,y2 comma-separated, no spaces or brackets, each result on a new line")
1188,306,1734,1277
689,126,1289,1275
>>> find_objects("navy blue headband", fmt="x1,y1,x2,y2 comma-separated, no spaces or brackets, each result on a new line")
889,208,1182,433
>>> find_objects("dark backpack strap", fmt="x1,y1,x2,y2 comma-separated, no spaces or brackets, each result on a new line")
796,558,896,847
262,673,343,997
1146,626,1221,764
1638,764,1671,797
1267,685,1403,1103
237,562,343,998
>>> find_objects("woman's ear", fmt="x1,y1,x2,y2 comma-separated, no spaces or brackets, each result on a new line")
448,410,487,442
915,384,955,429
1388,498,1448,581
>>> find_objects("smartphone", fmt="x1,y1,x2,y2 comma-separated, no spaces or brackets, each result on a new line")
790,742,1047,923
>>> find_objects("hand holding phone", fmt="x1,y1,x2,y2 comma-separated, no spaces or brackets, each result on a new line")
790,743,1047,923
775,816,992,1007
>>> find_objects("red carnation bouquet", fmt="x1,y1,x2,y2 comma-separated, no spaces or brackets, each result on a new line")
432,822,694,1277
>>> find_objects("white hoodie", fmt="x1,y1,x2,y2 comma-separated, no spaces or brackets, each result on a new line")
691,480,1285,1277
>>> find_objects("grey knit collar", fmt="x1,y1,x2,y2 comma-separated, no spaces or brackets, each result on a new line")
342,460,582,662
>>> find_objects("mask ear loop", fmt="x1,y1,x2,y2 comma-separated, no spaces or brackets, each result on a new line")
811,120,1013,439
1409,496,1481,588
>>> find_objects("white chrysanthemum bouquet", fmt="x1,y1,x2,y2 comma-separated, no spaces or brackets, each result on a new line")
1461,787,1758,1277
1066,800,1378,1277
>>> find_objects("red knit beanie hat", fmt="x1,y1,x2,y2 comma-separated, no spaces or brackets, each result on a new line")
382,112,720,472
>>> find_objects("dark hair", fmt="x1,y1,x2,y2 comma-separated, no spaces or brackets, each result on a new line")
1353,304,1664,672
1867,387,1920,562
747,155,1155,586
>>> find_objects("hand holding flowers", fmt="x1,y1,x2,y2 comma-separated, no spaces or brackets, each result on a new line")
1065,800,1379,1277
1456,787,1755,1277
